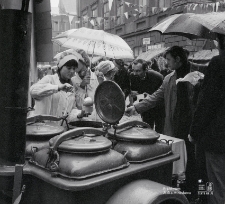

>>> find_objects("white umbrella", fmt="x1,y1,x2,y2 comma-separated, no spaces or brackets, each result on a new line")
52,27,134,59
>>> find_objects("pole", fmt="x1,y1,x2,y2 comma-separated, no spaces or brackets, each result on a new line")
28,0,37,108
0,7,32,165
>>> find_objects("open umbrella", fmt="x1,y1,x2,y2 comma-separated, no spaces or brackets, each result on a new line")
190,12,225,35
149,12,225,40
52,27,134,59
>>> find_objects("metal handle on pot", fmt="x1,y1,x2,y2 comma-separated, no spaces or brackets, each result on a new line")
26,114,62,124
50,127,106,151
114,120,151,130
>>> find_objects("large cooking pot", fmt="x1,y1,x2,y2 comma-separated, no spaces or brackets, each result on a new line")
25,115,65,158
30,127,129,179
94,81,172,163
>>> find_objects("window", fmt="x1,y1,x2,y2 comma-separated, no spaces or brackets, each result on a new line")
159,0,171,7
53,21,59,31
116,2,124,25
62,21,66,31
82,10,88,28
139,0,147,17
134,46,142,57
104,2,110,29
91,6,98,28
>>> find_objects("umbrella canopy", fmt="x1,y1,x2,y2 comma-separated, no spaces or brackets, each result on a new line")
188,49,219,62
191,12,225,35
136,47,168,61
149,12,225,40
52,27,134,59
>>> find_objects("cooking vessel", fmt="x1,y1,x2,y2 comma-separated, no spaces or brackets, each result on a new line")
25,115,65,158
94,81,172,163
30,127,129,179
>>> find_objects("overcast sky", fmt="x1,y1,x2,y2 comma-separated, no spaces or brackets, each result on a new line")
51,0,59,7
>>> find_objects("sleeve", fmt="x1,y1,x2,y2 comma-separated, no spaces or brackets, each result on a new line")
123,71,131,98
30,76,58,100
134,79,165,114
190,58,225,140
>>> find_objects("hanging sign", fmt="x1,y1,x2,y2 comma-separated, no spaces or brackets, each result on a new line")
143,38,150,45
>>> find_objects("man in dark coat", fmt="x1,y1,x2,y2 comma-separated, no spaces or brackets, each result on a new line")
113,59,131,99
189,33,225,204
130,59,164,133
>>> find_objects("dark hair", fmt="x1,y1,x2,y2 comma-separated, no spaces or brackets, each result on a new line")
132,59,148,71
184,49,190,57
164,46,188,67
217,33,225,50
64,59,78,68
115,59,124,67
57,59,78,75
151,58,160,72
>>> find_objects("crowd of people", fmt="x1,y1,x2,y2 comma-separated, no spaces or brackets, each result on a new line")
29,33,225,204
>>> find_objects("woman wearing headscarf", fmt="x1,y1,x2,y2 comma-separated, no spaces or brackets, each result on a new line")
29,51,81,122
95,60,117,82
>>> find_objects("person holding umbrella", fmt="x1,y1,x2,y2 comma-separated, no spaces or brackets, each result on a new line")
189,33,225,204
70,49,101,122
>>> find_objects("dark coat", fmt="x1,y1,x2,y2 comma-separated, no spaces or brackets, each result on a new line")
190,55,225,153
114,67,130,98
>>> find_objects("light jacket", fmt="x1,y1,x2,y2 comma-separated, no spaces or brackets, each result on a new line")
134,71,178,136
30,74,81,122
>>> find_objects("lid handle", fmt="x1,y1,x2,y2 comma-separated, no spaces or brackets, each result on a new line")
50,127,106,151
114,120,151,130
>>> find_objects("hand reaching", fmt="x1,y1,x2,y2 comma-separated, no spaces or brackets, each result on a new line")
124,106,137,117
80,69,91,87
58,83,74,92
177,71,204,86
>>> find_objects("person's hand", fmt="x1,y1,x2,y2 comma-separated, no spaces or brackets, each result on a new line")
77,110,85,119
124,106,137,117
80,70,91,88
188,134,196,144
181,71,204,86
58,83,74,92
130,91,139,97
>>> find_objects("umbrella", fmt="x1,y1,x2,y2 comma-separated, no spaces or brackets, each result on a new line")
136,47,169,61
52,27,134,59
190,12,225,35
149,12,223,40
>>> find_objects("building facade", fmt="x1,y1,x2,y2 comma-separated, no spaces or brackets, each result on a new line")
79,0,225,58
51,0,80,58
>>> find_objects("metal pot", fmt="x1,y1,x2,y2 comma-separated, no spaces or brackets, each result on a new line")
25,115,65,158
94,81,172,163
30,128,129,179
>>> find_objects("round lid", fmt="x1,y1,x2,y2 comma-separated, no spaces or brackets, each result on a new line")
94,81,125,125
108,126,160,142
57,135,112,153
26,122,64,137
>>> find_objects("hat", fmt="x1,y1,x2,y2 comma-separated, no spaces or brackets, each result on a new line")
57,52,79,68
96,60,115,75
75,49,90,67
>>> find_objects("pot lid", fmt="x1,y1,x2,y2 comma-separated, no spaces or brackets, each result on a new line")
26,122,64,137
108,126,160,142
57,135,112,153
94,81,125,125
